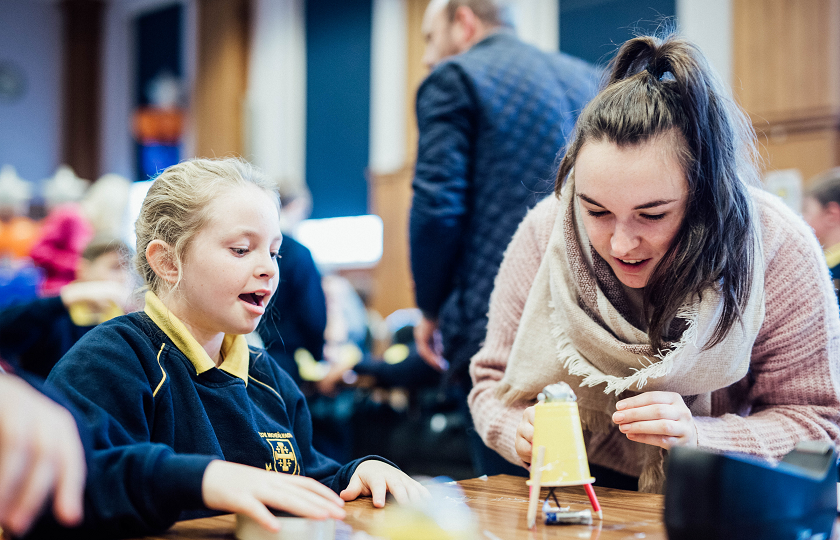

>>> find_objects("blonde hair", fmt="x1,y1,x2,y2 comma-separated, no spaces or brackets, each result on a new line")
134,157,279,294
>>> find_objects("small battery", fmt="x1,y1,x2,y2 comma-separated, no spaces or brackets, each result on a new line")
544,508,593,525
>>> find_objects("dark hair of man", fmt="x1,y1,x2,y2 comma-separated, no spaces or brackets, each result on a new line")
556,34,760,354
807,167,840,207
445,0,512,28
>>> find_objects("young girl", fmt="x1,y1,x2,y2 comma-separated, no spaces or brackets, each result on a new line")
469,34,840,493
47,158,427,537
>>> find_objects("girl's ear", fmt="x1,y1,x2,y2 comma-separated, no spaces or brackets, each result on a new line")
146,240,179,285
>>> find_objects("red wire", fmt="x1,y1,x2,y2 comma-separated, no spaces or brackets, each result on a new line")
584,483,601,513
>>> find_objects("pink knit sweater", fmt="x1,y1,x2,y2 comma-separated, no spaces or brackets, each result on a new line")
469,189,840,477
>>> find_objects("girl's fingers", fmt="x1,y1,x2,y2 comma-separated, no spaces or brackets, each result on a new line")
387,482,410,505
283,474,345,506
404,483,423,503
339,475,363,502
238,498,281,531
255,479,345,520
369,477,388,508
52,420,86,527
0,445,33,534
202,462,346,524
263,487,345,520
6,458,55,535
411,482,432,502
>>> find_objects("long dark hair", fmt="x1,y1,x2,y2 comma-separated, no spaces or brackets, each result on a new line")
556,34,760,353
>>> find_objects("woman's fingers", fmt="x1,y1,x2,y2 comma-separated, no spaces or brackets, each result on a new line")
613,403,685,424
618,418,686,437
613,392,696,448
515,406,536,463
616,391,681,410
624,433,679,448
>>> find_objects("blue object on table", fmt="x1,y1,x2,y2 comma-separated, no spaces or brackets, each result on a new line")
664,442,837,540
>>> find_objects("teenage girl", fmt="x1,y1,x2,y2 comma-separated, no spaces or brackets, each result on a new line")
47,158,428,537
469,34,840,493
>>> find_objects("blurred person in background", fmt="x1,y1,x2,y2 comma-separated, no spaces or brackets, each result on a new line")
0,238,135,378
30,169,131,296
0,165,39,261
29,166,93,296
256,177,327,387
802,166,840,305
409,0,600,475
0,165,42,309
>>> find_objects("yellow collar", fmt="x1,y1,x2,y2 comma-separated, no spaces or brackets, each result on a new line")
825,243,840,269
68,300,123,327
143,290,250,384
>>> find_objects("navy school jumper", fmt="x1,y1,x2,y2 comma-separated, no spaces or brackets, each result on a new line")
45,310,390,538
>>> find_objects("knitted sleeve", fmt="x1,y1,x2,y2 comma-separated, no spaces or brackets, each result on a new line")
468,198,556,465
695,191,840,459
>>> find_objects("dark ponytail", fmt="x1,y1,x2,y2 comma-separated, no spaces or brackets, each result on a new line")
556,34,759,353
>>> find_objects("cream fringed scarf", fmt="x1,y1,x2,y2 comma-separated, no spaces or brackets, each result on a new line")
495,173,766,493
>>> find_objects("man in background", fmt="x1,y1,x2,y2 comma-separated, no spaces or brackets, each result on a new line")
409,0,600,475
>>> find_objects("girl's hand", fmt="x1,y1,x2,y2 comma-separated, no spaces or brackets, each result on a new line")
339,461,430,507
514,406,536,464
0,376,86,537
201,461,346,532
612,391,697,449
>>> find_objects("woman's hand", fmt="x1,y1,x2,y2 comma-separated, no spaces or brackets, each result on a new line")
201,461,346,531
514,406,536,464
612,391,697,449
339,461,430,508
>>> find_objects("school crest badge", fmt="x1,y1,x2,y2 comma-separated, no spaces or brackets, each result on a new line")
260,431,300,474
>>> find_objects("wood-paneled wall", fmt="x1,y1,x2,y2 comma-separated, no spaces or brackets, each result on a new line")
734,0,840,185
366,0,428,318
368,165,415,318
194,0,250,159
62,0,104,181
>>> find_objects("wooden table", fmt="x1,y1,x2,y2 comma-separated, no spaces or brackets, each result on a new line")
135,474,669,539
